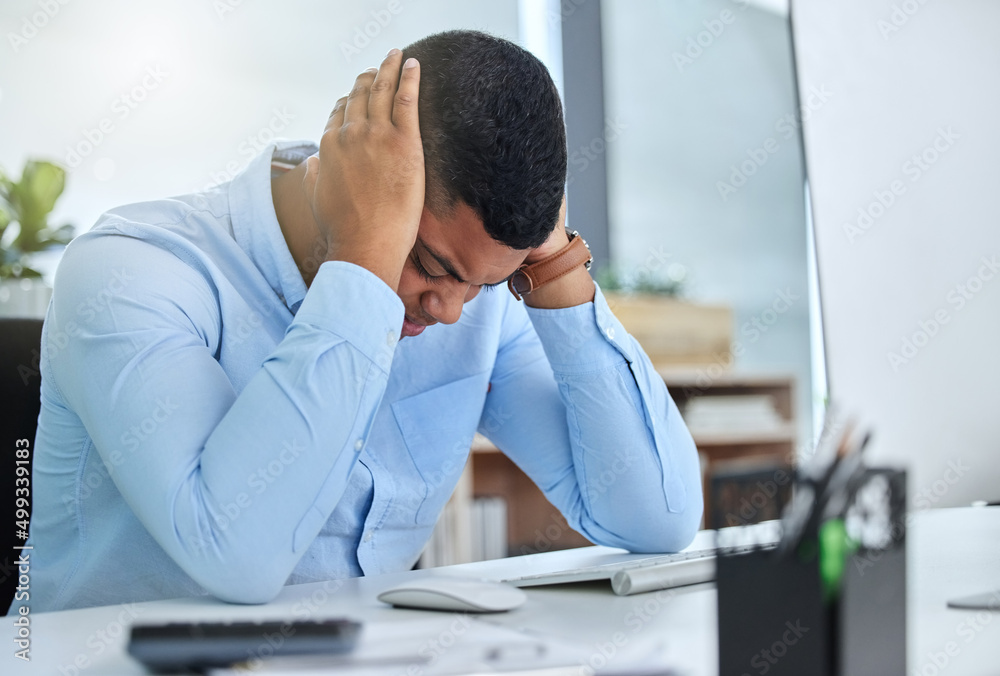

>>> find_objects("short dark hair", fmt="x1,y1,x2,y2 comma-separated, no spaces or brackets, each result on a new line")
403,30,567,250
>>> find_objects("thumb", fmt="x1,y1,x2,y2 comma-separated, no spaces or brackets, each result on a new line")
302,153,319,198
301,153,321,221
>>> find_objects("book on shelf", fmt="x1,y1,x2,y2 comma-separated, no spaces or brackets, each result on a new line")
418,496,508,568
682,394,786,435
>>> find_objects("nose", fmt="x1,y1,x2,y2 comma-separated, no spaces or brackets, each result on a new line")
422,283,480,325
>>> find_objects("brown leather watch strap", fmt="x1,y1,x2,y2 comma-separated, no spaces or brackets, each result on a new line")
508,231,592,300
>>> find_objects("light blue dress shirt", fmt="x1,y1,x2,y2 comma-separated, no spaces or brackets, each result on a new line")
16,141,702,613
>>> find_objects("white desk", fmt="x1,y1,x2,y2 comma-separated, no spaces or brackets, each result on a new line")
6,507,1000,675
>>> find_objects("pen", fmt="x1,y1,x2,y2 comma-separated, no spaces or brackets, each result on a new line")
776,414,855,557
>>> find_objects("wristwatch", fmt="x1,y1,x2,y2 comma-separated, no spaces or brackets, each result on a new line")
508,229,593,301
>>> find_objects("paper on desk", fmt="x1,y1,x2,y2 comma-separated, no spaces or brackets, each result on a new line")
208,616,582,675
207,616,679,675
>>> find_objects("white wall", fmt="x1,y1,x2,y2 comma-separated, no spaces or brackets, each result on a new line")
792,0,1000,507
602,0,815,449
0,0,518,275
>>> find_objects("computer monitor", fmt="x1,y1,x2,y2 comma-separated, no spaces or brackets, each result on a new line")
790,0,1000,509
789,0,1000,608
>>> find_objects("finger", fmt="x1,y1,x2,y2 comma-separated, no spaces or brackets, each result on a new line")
301,154,320,218
392,57,420,132
368,48,404,122
344,67,378,122
325,96,349,134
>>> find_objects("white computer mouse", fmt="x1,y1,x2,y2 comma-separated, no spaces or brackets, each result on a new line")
377,576,527,613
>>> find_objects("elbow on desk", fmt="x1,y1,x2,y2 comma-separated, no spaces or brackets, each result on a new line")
585,493,703,554
624,471,704,554
627,502,703,554
174,546,289,605
192,562,287,606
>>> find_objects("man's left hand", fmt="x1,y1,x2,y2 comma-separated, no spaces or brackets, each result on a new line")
523,194,568,265
519,194,595,309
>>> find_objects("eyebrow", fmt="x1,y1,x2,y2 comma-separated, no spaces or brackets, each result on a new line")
417,238,512,288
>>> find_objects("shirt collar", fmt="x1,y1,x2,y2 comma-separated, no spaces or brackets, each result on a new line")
228,140,317,315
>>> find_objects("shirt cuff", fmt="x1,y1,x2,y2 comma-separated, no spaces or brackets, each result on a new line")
523,282,636,375
292,260,404,369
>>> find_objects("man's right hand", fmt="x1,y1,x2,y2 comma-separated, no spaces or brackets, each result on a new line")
303,49,424,292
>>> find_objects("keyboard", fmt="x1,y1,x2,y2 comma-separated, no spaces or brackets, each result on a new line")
503,524,781,596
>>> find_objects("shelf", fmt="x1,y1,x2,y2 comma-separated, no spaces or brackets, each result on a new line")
689,423,797,447
658,367,798,389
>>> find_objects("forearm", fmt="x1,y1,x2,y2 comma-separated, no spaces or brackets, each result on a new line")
173,265,403,600
521,263,595,309
520,218,595,310
523,287,703,551
57,257,403,603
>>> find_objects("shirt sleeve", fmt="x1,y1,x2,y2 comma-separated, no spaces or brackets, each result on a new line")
46,231,403,603
479,284,703,553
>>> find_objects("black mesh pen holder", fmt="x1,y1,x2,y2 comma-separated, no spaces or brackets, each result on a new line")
716,468,906,676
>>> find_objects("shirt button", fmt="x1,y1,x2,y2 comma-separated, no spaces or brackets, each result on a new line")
363,531,373,543
354,439,364,451
606,327,616,340
386,331,396,347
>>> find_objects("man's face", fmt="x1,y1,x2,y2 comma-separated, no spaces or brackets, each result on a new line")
397,202,529,338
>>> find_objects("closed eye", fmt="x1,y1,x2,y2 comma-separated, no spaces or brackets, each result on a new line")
411,251,446,285
411,249,503,293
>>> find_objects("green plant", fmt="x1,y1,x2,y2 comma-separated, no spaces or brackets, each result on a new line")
594,263,685,296
0,160,74,279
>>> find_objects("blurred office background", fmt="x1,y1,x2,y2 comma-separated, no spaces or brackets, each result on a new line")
1,0,820,559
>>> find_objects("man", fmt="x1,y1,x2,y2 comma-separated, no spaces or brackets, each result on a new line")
16,30,701,613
